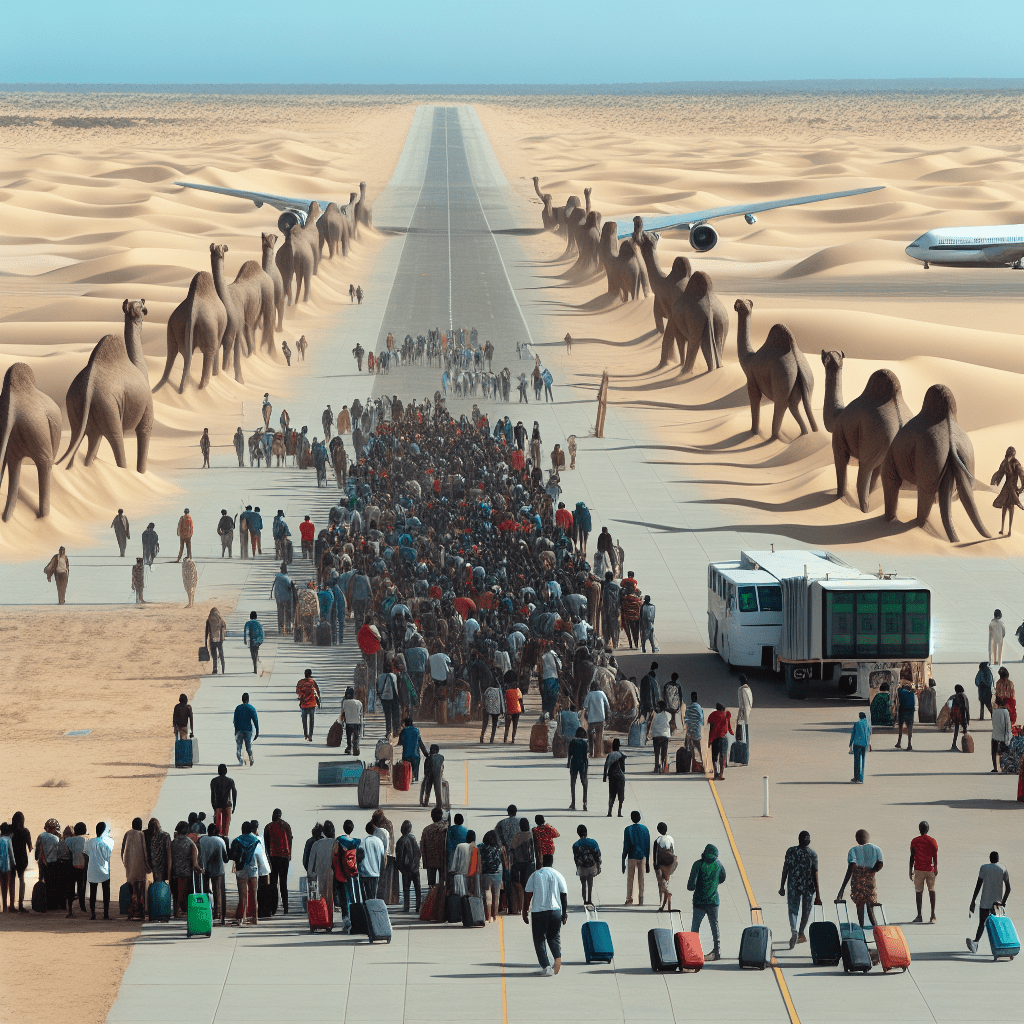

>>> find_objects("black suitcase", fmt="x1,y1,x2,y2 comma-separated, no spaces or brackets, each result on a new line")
446,894,464,924
738,906,771,969
257,878,278,918
315,621,332,646
348,877,367,934
648,927,679,972
461,894,485,928
808,905,841,966
31,880,47,913
836,900,872,973
675,745,692,773
363,897,392,943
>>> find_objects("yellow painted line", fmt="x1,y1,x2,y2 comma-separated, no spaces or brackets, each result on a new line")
464,759,470,806
707,777,801,1024
498,914,509,1024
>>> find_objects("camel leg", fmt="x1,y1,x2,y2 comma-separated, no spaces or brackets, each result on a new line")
679,334,701,376
197,349,214,390
36,460,52,518
654,301,665,334
787,391,810,436
936,464,958,542
153,344,178,393
221,334,232,371
179,340,195,393
833,441,850,501
233,333,245,385
83,428,104,467
881,459,902,522
136,409,154,474
2,458,21,521
276,298,284,331
302,271,311,303
658,322,677,367
855,462,874,513
771,398,789,441
747,382,762,435
104,422,128,469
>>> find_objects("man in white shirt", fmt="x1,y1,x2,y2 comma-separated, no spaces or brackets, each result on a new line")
737,674,754,754
480,683,506,744
359,823,386,901
989,610,1005,665
199,825,230,925
582,682,611,758
341,686,363,755
464,617,481,644
539,648,561,716
523,856,569,976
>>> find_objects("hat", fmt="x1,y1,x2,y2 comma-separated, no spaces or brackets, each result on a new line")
184,508,190,513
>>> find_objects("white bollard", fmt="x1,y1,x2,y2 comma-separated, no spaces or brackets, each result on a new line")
763,776,771,817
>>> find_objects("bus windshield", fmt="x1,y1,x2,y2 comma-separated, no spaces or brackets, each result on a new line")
757,586,782,611
737,586,758,612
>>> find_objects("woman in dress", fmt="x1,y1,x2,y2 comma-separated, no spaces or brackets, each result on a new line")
990,446,1024,536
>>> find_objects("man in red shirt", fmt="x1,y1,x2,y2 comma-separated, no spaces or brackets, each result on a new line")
908,820,938,923
299,516,316,560
295,669,321,742
532,815,560,864
555,503,573,533
263,810,293,914
707,703,734,781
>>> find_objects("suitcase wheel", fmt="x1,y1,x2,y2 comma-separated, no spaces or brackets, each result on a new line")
309,925,315,933
327,927,333,933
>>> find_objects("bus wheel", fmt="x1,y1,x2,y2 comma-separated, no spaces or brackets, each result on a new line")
785,664,809,700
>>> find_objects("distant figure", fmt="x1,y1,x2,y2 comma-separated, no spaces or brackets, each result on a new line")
175,508,193,561
990,610,1005,666
567,434,577,470
200,428,211,468
281,339,292,366
205,606,226,674
217,509,235,557
990,446,1023,536
142,523,159,565
173,693,194,741
355,285,363,304
131,557,146,604
233,427,245,467
262,394,272,429
564,333,572,354
110,509,130,556
44,546,70,604
181,556,197,608
349,283,355,303
352,343,364,371
296,335,308,361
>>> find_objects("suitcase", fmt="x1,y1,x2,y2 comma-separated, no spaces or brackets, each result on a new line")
257,878,278,918
871,903,910,972
628,721,645,747
393,759,412,791
961,732,975,754
315,621,332,646
461,894,485,928
326,720,344,748
174,737,195,768
675,745,692,773
648,924,679,972
299,875,308,911
358,767,381,808
917,686,937,724
198,645,210,662
808,905,842,966
738,906,771,969
364,897,392,943
691,748,705,774
31,880,47,913
559,709,580,739
419,883,446,922
118,882,134,917
529,718,549,752
446,893,464,924
441,779,451,811
186,872,212,938
985,905,1020,960
551,730,567,758
581,904,614,963
348,877,368,934
306,879,332,933
836,899,872,973
148,880,171,921
730,724,749,765
673,911,704,971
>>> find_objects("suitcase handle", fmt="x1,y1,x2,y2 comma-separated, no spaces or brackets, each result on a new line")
870,902,888,927
834,898,851,926
749,904,763,925
584,902,599,923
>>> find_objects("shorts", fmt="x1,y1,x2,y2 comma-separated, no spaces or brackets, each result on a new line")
898,710,915,726
913,869,936,892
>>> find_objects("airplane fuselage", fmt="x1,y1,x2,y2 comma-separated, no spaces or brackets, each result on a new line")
905,225,1024,268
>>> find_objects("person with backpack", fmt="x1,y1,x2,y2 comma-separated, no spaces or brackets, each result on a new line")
949,684,971,752
306,821,338,928
232,692,259,767
653,822,677,912
334,821,361,926
478,831,505,921
509,818,536,913
480,679,506,744
603,738,627,817
270,564,293,636
377,664,400,740
688,844,727,961
503,674,523,743
398,718,429,782
572,825,601,905
396,821,421,914
263,810,292,914
295,670,321,742
895,680,916,750
199,824,229,925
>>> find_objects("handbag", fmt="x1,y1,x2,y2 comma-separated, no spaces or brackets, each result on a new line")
198,646,210,663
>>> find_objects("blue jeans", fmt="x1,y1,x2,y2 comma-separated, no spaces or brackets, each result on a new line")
530,908,562,967
852,744,866,782
788,890,813,934
301,707,316,738
236,729,253,762
692,904,720,950
541,678,559,715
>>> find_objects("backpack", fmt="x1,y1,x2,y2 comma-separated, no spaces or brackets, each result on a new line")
575,842,597,871
334,843,359,881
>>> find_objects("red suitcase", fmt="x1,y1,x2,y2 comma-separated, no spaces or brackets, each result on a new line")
393,759,412,791
306,879,332,933
871,903,910,972
673,911,705,972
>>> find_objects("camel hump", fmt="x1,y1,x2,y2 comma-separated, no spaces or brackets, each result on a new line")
235,261,262,281
601,221,616,239
189,271,218,299
4,362,37,390
685,271,713,299
89,334,128,365
669,256,691,281
921,383,957,423
307,201,322,218
325,202,339,214
864,368,902,403
764,323,797,351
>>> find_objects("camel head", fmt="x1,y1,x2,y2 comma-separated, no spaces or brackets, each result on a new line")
350,192,358,205
359,182,367,197
920,383,957,424
210,242,229,259
122,298,147,322
307,201,322,221
262,232,279,252
734,298,753,316
820,349,845,374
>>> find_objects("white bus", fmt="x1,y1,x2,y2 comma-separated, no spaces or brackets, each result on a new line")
708,549,932,699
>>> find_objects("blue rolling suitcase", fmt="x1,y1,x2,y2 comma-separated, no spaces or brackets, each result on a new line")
808,904,842,966
628,721,645,747
730,724,749,765
148,880,172,921
581,904,614,963
738,905,771,969
836,899,871,973
174,738,195,768
986,905,1019,961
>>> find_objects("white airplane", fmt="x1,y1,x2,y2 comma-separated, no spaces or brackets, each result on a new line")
905,224,1024,269
615,185,885,251
174,182,346,232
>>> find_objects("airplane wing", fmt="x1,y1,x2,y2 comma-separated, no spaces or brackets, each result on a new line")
173,182,337,212
616,185,884,238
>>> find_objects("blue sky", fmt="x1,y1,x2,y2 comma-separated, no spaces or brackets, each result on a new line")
3,0,1021,84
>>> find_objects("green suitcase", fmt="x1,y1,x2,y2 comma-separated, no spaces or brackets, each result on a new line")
186,872,212,938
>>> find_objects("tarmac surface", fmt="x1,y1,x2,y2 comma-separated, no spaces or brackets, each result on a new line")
3,106,1019,1023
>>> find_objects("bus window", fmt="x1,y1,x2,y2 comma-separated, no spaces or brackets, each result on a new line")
737,586,758,613
756,586,782,612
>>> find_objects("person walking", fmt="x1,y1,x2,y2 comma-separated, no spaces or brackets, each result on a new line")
639,662,658,724
172,693,193,741
233,426,245,467
264,810,292,914
836,829,884,927
248,506,263,555
210,764,236,837
233,692,259,767
230,822,260,926
342,686,363,755
216,509,235,557
43,546,70,604
359,822,386,901
647,701,671,773
85,822,115,920
480,679,505,744
396,820,422,914
779,830,821,947
120,818,150,920
654,822,677,912
503,674,523,743
397,718,427,782
909,821,938,923
639,594,659,653
572,825,601,905
687,844,727,961
296,669,321,742
242,611,263,675
174,508,193,562
378,664,400,740
975,662,994,721
849,711,871,783
737,673,753,754
170,823,198,919
110,509,130,556
685,691,705,771
199,824,229,925
141,523,159,565
992,696,1013,772
200,428,211,468
707,702,733,780
603,738,627,817
621,810,650,906
523,855,569,977
130,557,145,604
509,818,536,913
420,807,448,888
299,515,315,560
949,684,971,751
205,607,226,674
582,681,610,758
895,680,916,749
966,851,1011,953
989,609,1005,666
567,727,589,811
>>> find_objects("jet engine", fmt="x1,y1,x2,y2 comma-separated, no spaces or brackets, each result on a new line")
744,213,758,225
277,208,307,234
689,223,719,252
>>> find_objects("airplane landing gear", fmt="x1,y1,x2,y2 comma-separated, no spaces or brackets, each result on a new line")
923,261,930,269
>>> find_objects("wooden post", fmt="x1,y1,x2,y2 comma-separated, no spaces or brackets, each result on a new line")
595,370,609,438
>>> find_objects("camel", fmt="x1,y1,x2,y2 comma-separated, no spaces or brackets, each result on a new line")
598,221,649,301
276,220,316,305
637,229,691,364
232,257,275,358
59,299,154,472
531,177,557,229
317,202,350,260
208,244,247,383
571,209,603,277
882,384,990,543
560,187,591,261
154,271,227,392
734,299,818,440
673,272,728,374
261,232,286,331
821,350,911,512
353,182,372,234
